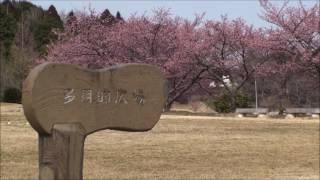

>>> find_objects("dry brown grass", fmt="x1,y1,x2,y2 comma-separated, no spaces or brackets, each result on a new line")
1,103,319,180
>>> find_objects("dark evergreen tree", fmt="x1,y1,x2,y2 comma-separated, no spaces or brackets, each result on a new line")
33,5,63,54
0,9,17,59
0,1,64,100
100,9,116,25
116,11,123,21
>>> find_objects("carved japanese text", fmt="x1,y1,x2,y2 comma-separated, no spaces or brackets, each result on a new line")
63,88,146,105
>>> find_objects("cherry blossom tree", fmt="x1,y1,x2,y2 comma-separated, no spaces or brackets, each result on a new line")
40,9,209,109
196,17,269,110
259,0,320,77
39,4,318,111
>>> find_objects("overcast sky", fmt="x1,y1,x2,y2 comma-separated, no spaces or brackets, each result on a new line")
29,0,318,28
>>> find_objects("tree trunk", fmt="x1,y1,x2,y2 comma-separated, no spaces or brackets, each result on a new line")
229,92,237,112
163,98,177,112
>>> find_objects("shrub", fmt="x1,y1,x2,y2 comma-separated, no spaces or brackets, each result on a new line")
206,92,252,113
213,97,231,113
205,94,231,113
236,92,250,108
3,87,22,103
278,107,285,115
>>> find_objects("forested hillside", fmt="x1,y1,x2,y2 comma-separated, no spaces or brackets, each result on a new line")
0,0,63,100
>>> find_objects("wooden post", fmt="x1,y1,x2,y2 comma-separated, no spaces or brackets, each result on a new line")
39,124,86,180
22,63,166,180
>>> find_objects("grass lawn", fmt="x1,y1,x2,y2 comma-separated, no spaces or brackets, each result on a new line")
0,103,319,180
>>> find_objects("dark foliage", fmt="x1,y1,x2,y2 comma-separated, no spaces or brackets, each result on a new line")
207,92,251,113
0,9,17,59
3,87,21,103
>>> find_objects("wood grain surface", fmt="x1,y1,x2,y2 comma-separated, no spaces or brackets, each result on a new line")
39,124,86,180
22,63,167,135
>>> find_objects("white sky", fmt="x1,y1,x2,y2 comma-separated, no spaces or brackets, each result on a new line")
29,0,318,28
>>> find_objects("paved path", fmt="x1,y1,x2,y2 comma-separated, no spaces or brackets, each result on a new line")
160,114,319,123
160,114,221,120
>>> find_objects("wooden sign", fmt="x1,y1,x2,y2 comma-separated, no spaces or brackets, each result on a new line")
22,63,167,180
